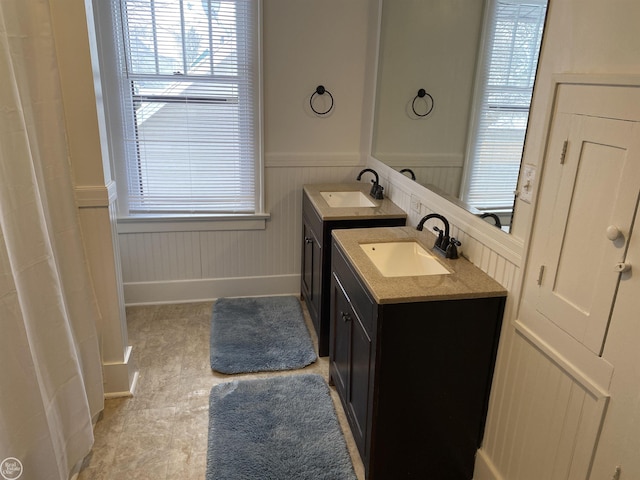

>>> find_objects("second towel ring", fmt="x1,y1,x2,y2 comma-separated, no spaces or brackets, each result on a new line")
412,88,434,117
310,85,334,115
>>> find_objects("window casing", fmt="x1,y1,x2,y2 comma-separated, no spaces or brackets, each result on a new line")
104,0,262,217
462,0,547,212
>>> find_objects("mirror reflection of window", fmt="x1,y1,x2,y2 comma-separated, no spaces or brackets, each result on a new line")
462,0,548,215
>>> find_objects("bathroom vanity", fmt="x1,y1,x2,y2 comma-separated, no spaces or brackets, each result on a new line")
329,227,506,479
301,183,406,356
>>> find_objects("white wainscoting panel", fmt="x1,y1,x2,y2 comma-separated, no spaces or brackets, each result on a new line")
412,166,462,197
119,231,203,282
374,153,464,197
476,331,609,480
119,164,360,304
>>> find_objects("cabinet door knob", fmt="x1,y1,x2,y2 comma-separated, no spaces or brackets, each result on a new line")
606,225,623,241
614,262,631,273
341,312,352,322
305,236,313,244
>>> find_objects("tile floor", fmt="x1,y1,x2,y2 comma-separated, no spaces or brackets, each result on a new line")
78,300,365,480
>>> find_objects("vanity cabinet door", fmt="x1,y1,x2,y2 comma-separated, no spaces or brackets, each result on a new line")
330,274,351,402
349,310,373,458
330,273,373,461
330,252,375,463
301,217,322,325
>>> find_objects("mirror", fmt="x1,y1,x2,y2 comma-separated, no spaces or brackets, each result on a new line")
372,0,548,232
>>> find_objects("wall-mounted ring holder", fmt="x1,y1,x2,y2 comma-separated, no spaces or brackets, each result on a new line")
411,88,434,117
310,85,334,115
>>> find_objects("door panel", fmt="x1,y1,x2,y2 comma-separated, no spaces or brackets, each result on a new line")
349,313,372,456
302,221,321,322
302,222,314,297
331,275,351,400
536,116,640,354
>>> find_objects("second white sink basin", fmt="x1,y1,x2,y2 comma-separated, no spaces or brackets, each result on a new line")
320,191,376,208
360,241,451,277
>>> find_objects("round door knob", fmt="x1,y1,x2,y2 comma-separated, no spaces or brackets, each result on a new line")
606,225,622,241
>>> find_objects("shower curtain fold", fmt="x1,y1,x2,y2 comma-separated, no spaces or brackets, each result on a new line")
0,1,105,479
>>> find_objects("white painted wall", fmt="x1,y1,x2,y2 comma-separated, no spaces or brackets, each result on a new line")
263,0,370,159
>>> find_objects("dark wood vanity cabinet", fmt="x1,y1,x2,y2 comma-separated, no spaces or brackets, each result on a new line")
301,190,405,356
329,241,506,480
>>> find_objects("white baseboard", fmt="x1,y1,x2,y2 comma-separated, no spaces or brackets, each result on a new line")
474,449,503,480
123,274,301,306
102,345,138,397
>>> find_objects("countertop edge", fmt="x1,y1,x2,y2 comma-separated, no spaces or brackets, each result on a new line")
332,227,508,305
304,183,407,221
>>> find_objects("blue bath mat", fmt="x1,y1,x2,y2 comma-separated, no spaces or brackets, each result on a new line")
206,374,357,479
210,295,317,374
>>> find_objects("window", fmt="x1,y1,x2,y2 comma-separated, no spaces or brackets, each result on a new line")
106,0,261,217
462,0,547,212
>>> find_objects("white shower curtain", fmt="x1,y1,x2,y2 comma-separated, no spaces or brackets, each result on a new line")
0,1,104,480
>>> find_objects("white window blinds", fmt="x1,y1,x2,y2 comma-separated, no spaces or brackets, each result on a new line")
115,0,259,215
464,0,546,211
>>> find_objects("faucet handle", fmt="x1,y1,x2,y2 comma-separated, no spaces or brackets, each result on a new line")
446,237,462,259
432,226,444,248
437,228,451,251
370,183,384,199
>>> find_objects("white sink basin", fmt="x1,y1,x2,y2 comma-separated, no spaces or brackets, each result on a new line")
360,241,451,277
320,191,376,208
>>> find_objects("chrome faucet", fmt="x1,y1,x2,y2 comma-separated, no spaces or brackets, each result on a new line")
357,168,384,200
416,213,461,259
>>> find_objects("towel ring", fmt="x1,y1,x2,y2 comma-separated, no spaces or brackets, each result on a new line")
310,85,334,115
411,88,434,117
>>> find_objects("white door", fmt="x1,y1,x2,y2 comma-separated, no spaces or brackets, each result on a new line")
535,114,640,355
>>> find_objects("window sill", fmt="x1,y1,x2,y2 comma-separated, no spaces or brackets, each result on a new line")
117,213,270,233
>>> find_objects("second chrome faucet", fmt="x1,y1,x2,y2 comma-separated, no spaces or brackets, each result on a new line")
416,213,461,259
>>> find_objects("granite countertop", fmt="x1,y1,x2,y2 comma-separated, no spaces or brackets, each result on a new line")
332,226,507,304
304,183,407,221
